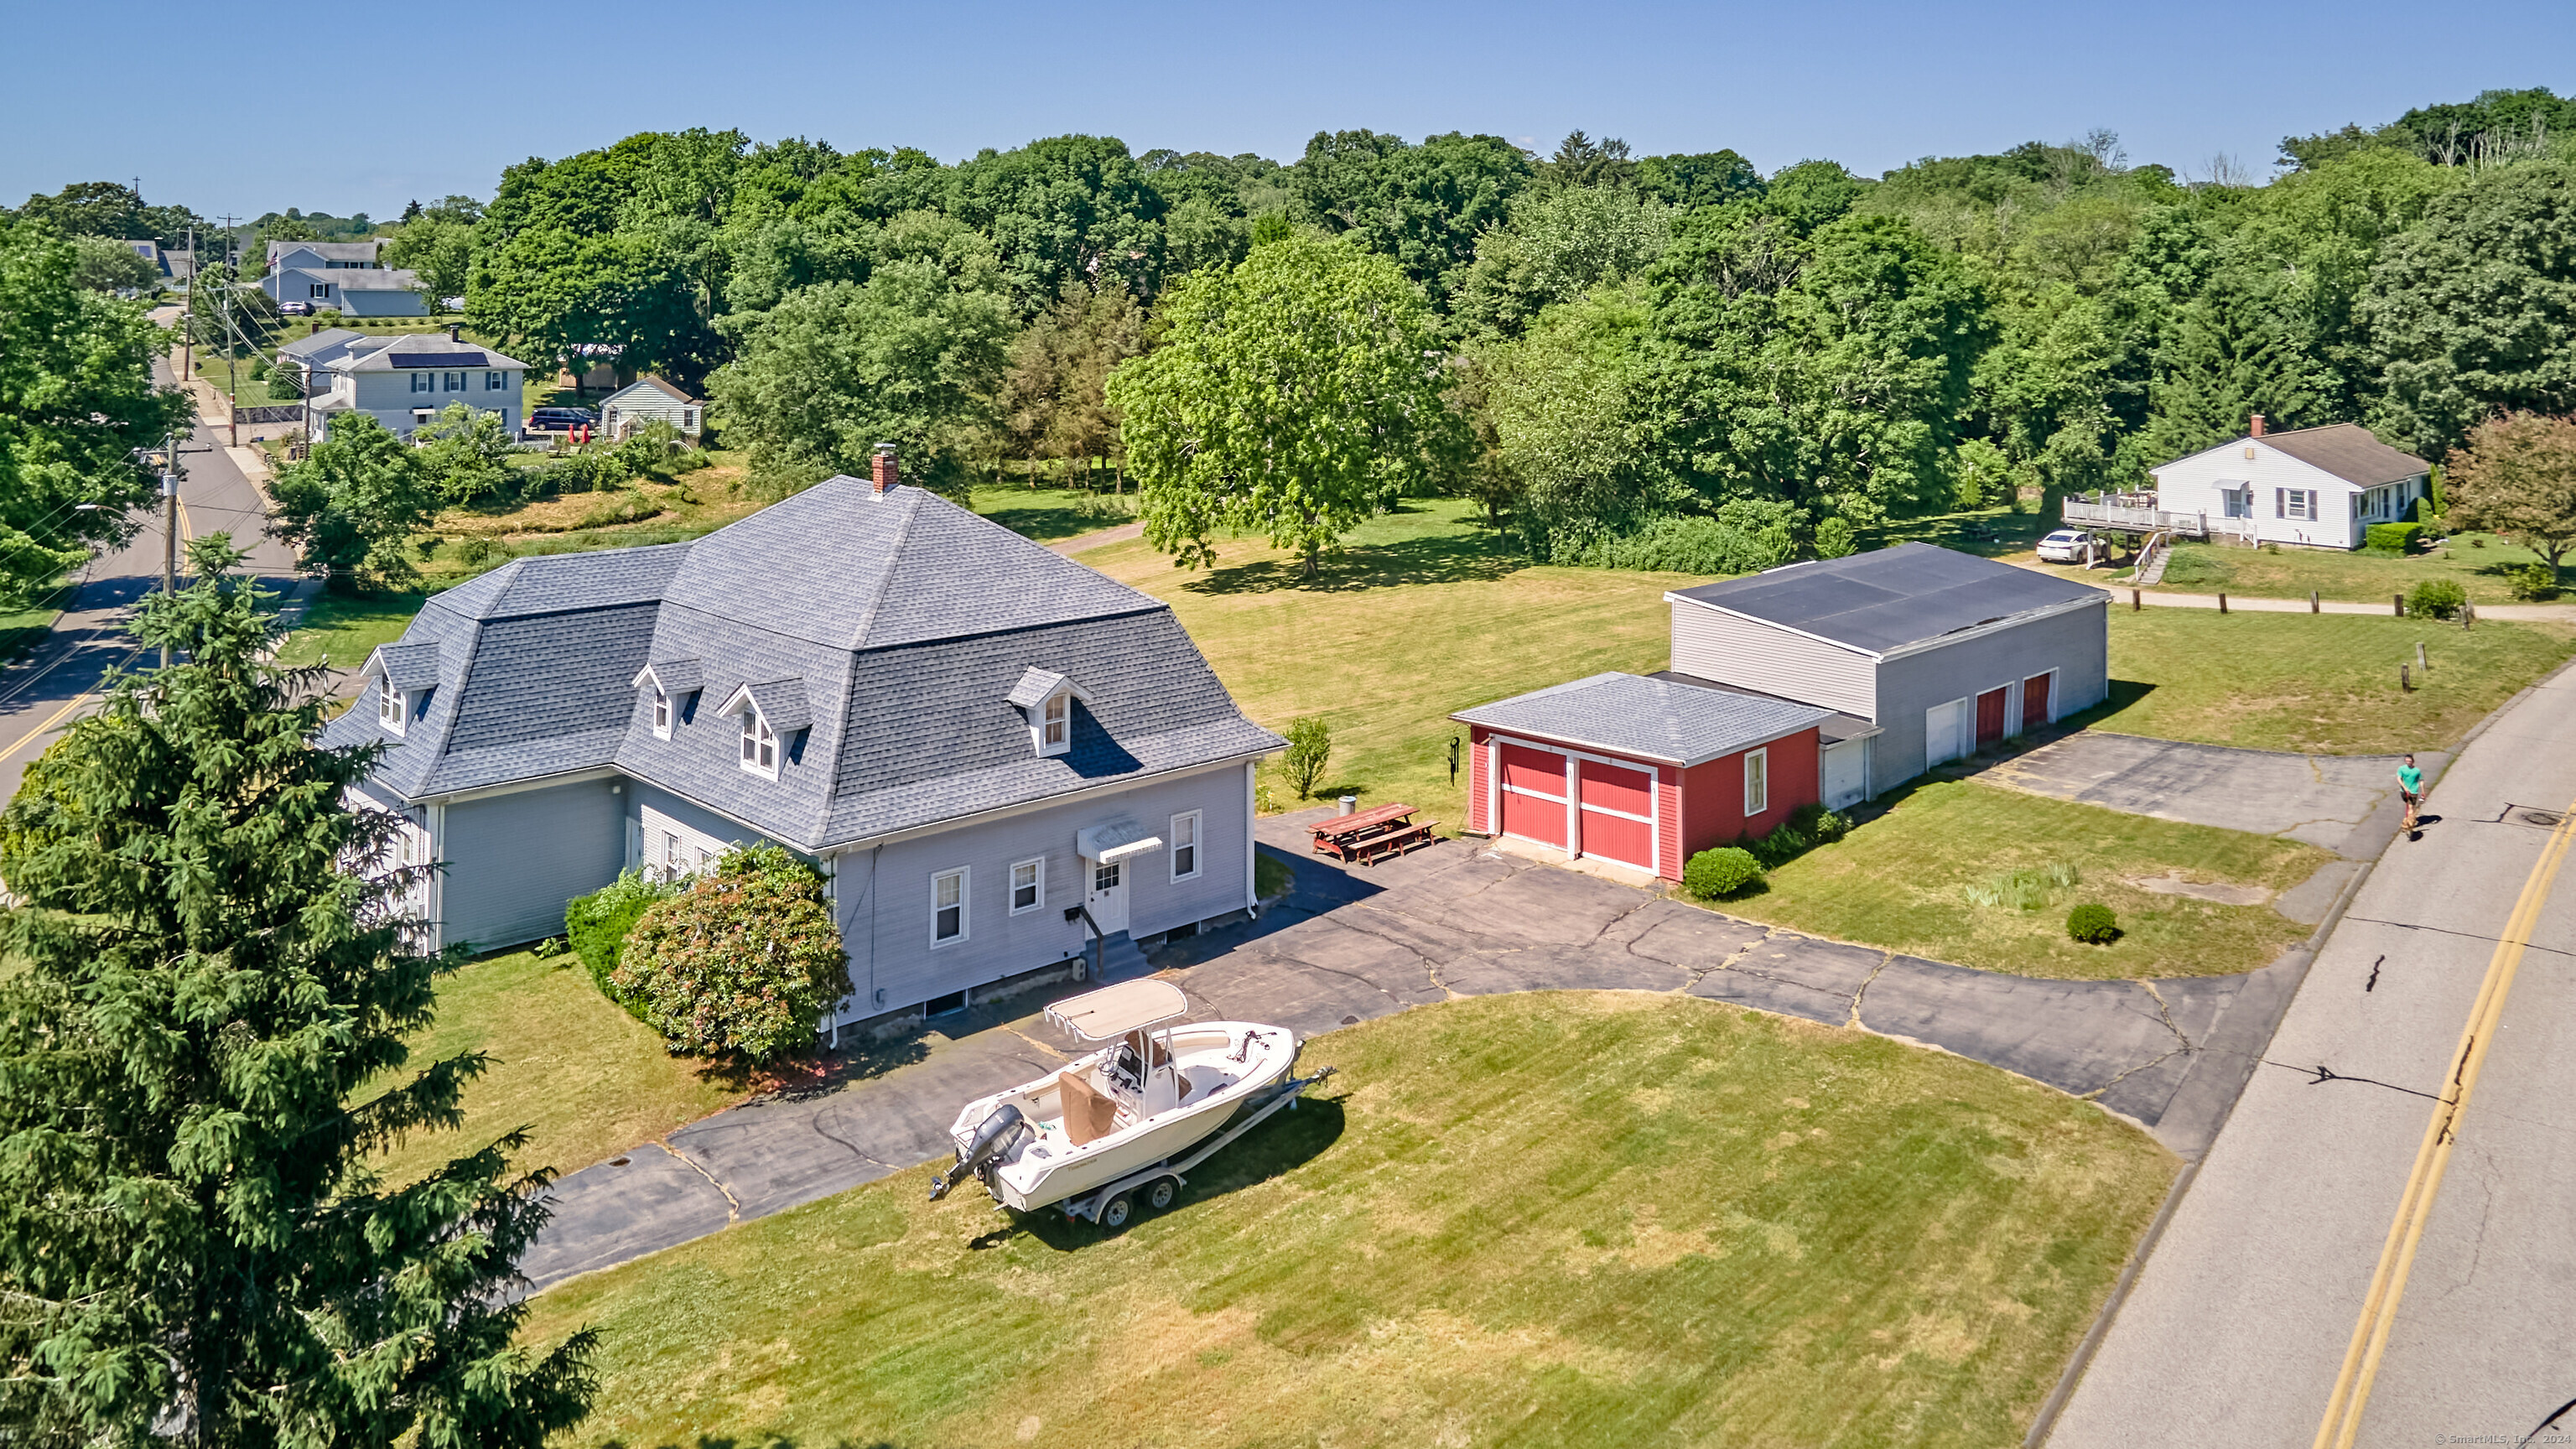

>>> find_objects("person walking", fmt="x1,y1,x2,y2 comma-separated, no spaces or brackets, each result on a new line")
2398,753,2424,834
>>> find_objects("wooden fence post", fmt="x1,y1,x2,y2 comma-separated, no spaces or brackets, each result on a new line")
2393,592,2405,616
2310,590,2319,613
2401,663,2412,692
2464,602,2475,630
2417,641,2428,674
2131,589,2140,611
2218,592,2228,615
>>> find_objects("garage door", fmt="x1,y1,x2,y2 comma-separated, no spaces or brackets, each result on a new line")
2023,673,2054,730
1821,738,1867,810
1576,759,1656,872
1497,742,1567,848
1925,698,1971,771
1976,687,2009,748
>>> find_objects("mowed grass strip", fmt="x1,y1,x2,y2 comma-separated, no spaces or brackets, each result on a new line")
2090,608,2576,755
362,948,750,1187
519,992,2174,1449
1083,499,1692,828
1716,781,2329,980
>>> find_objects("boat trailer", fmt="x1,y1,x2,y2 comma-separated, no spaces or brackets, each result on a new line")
1058,1065,1337,1229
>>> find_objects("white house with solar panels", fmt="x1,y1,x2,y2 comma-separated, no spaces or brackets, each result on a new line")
305,332,528,440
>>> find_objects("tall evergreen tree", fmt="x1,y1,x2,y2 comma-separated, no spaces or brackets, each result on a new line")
0,536,596,1446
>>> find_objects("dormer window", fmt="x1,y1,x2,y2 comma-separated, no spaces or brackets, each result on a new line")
652,688,672,739
632,660,704,741
363,642,439,741
740,711,776,776
378,685,407,736
1005,667,1086,759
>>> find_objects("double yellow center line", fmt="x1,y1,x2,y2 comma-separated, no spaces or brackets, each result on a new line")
2312,797,2576,1448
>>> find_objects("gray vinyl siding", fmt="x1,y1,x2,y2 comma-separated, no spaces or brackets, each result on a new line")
1870,601,2110,796
437,777,626,951
833,762,1252,1016
622,781,775,869
1670,600,1877,719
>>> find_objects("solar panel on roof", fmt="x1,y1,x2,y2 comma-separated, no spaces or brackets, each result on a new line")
388,351,486,369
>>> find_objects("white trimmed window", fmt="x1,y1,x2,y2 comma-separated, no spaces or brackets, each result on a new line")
486,370,506,391
740,710,777,777
651,688,672,740
1010,857,1044,914
410,371,431,392
1040,691,1070,755
1743,747,1768,817
444,371,464,391
2277,487,2318,522
377,685,407,736
1170,810,1201,881
932,867,969,945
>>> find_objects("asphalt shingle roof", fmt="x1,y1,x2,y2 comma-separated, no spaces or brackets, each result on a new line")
2256,423,2428,488
1667,543,2108,656
1453,673,1831,765
324,478,1283,849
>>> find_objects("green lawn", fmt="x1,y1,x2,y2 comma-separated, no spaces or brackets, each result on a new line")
519,992,2174,1448
1718,781,2329,980
969,482,1137,543
274,589,428,670
364,948,751,1189
2087,607,2576,755
1085,498,1691,828
2011,532,2567,607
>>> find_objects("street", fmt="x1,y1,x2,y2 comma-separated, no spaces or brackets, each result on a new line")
0,351,299,802
2049,660,2576,1447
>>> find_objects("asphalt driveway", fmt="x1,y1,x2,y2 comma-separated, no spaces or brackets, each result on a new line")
1976,732,2438,860
516,813,2303,1292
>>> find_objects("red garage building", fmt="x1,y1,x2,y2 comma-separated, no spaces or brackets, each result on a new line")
1452,673,1834,882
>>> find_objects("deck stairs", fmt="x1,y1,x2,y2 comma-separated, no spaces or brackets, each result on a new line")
2134,532,2172,585
1093,930,1150,981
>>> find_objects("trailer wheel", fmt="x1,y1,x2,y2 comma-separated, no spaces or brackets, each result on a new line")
1101,1192,1137,1230
1146,1176,1179,1212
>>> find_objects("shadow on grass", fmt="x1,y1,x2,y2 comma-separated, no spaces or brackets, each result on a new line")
1865,505,2057,560
605,1437,906,1449
2056,679,2159,732
1179,532,1524,595
995,1093,1349,1254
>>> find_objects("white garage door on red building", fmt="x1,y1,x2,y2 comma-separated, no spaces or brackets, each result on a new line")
1576,758,1656,872
1497,742,1567,848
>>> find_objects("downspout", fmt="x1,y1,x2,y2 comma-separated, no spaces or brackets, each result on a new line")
1244,758,1257,917
867,844,881,1016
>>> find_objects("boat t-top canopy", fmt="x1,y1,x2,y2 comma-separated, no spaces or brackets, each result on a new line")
1046,979,1189,1041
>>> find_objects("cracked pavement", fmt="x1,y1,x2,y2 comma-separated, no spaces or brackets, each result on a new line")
521,807,2297,1292
1978,731,2438,860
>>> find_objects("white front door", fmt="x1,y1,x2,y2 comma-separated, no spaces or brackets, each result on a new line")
1086,855,1130,935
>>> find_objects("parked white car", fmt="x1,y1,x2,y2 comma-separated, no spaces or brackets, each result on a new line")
2036,528,2110,564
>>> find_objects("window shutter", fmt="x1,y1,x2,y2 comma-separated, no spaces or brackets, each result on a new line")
2275,488,2285,519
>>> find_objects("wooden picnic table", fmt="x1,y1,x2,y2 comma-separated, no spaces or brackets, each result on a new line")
1308,802,1439,865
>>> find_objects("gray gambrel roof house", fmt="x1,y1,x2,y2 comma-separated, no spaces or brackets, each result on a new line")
324,474,1285,854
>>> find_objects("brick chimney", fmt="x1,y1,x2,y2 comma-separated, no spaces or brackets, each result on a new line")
2249,413,2267,438
448,323,462,342
870,443,899,495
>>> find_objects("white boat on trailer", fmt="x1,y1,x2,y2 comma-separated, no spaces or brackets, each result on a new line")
928,979,1329,1228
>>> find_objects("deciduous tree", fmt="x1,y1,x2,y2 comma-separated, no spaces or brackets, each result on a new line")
1108,235,1463,576
0,535,597,1446
2445,410,2576,569
267,413,440,588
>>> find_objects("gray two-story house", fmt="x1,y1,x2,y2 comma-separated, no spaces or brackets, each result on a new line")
263,239,427,315
325,457,1284,1032
304,331,527,440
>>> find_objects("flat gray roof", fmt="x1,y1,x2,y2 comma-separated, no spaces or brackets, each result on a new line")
1667,543,2107,656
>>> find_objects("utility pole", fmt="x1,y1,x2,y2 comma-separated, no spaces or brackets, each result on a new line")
160,437,179,668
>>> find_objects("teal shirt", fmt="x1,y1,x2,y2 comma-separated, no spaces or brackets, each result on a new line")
2398,764,2423,794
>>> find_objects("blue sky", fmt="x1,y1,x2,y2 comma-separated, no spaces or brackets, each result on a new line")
8,0,2572,220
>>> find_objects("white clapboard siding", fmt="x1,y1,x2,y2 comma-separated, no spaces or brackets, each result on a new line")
1670,600,1876,719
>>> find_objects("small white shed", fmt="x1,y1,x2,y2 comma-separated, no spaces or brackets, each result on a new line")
600,376,703,440
2150,419,2429,550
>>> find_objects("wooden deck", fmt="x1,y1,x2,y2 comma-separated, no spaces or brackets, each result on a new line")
2062,495,2253,542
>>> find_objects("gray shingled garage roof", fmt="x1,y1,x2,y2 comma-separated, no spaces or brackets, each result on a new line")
1453,673,1831,765
1667,543,2108,656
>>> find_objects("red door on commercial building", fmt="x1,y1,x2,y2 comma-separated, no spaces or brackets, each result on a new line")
1976,687,2009,747
1497,743,1567,848
1576,758,1656,871
2023,673,2053,730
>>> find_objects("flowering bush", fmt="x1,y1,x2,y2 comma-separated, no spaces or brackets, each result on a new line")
610,844,846,1062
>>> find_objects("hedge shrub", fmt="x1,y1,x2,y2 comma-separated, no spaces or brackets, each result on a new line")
2509,563,2560,601
2406,578,2467,620
2364,522,2424,555
2066,902,2119,944
564,869,679,1018
1743,802,1851,870
611,844,847,1062
1685,846,1764,899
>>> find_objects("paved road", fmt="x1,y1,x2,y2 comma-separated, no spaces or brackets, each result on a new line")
518,808,2307,1291
2049,661,2576,1447
0,353,300,801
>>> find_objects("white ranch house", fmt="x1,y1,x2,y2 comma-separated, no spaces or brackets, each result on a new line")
2069,418,2431,551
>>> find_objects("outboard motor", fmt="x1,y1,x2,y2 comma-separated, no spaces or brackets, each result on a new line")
929,1104,1031,1202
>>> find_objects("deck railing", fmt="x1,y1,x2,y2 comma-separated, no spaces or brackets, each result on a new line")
2061,494,2256,543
